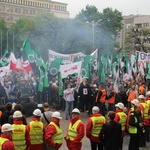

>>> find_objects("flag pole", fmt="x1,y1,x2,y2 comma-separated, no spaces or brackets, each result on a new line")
7,30,8,50
1,32,2,58
13,31,14,51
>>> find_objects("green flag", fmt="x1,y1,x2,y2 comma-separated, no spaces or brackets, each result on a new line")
49,58,63,76
0,49,9,67
43,63,49,88
59,73,63,96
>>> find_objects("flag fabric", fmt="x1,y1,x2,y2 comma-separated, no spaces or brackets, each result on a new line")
0,64,10,77
60,61,82,79
49,58,64,76
0,49,10,67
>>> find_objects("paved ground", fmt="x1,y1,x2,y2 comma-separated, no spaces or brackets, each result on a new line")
27,109,150,150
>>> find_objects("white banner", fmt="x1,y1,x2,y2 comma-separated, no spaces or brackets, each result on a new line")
60,61,82,79
49,49,86,64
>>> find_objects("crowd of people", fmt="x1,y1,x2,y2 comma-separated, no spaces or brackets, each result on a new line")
0,70,150,149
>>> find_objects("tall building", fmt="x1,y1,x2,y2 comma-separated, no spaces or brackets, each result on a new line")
0,0,69,25
117,15,150,55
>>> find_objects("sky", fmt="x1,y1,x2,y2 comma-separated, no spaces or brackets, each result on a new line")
52,0,150,18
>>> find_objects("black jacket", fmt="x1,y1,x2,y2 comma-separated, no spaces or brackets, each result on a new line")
99,120,122,150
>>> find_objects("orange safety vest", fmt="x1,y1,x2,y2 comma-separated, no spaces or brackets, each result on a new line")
127,90,136,102
99,89,106,103
107,90,116,104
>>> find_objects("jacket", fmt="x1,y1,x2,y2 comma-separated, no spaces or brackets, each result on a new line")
99,120,122,150
45,119,62,150
65,117,84,150
26,117,45,150
0,134,15,150
86,114,106,143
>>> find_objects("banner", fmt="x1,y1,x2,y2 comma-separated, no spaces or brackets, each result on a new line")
49,49,86,64
60,61,82,79
136,51,150,68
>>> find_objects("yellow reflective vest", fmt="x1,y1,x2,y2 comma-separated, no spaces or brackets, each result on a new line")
91,115,106,137
140,102,149,120
117,112,127,131
49,122,63,144
67,120,82,142
0,137,8,150
29,121,44,144
12,124,26,150
128,113,137,134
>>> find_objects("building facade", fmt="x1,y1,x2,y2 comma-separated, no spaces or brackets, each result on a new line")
0,0,69,24
117,15,150,55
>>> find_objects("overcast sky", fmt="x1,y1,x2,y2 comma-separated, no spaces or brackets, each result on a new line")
53,0,150,18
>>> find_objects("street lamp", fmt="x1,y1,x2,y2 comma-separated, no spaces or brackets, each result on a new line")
86,19,102,51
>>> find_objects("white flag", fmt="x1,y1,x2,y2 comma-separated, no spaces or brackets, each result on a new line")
60,61,82,79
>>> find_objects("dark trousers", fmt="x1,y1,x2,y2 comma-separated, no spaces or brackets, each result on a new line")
108,103,114,111
129,134,140,150
90,140,103,150
97,102,105,116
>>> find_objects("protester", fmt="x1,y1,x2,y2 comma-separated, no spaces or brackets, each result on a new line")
65,108,84,150
99,111,122,150
128,104,145,150
26,109,45,150
106,86,116,111
95,85,106,116
45,111,63,150
40,102,53,127
86,106,106,150
63,83,78,120
0,123,15,150
1,102,13,125
12,111,29,150
9,104,27,125
78,79,91,113
114,102,127,150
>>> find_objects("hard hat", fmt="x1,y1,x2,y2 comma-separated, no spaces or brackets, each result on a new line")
92,106,99,112
13,111,22,118
138,95,145,99
52,111,62,119
33,109,42,116
82,78,87,82
1,123,13,133
72,108,80,114
115,102,124,110
131,99,140,106
146,91,150,96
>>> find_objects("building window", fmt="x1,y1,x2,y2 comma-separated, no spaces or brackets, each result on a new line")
18,8,20,13
2,6,5,11
15,7,17,13
30,9,32,15
143,23,149,27
22,8,25,14
26,9,28,14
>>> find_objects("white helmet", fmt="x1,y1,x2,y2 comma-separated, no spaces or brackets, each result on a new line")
115,102,124,110
72,108,80,114
146,91,150,96
52,111,62,119
13,111,22,118
138,95,145,100
33,109,42,116
1,123,13,133
131,99,140,106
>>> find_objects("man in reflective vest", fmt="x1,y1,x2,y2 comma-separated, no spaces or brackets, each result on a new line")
45,111,63,150
26,109,45,150
146,91,150,142
126,99,140,129
138,95,149,144
128,104,144,150
0,123,15,150
86,106,106,150
114,102,127,150
65,108,84,150
95,85,106,116
12,110,29,150
106,86,116,111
